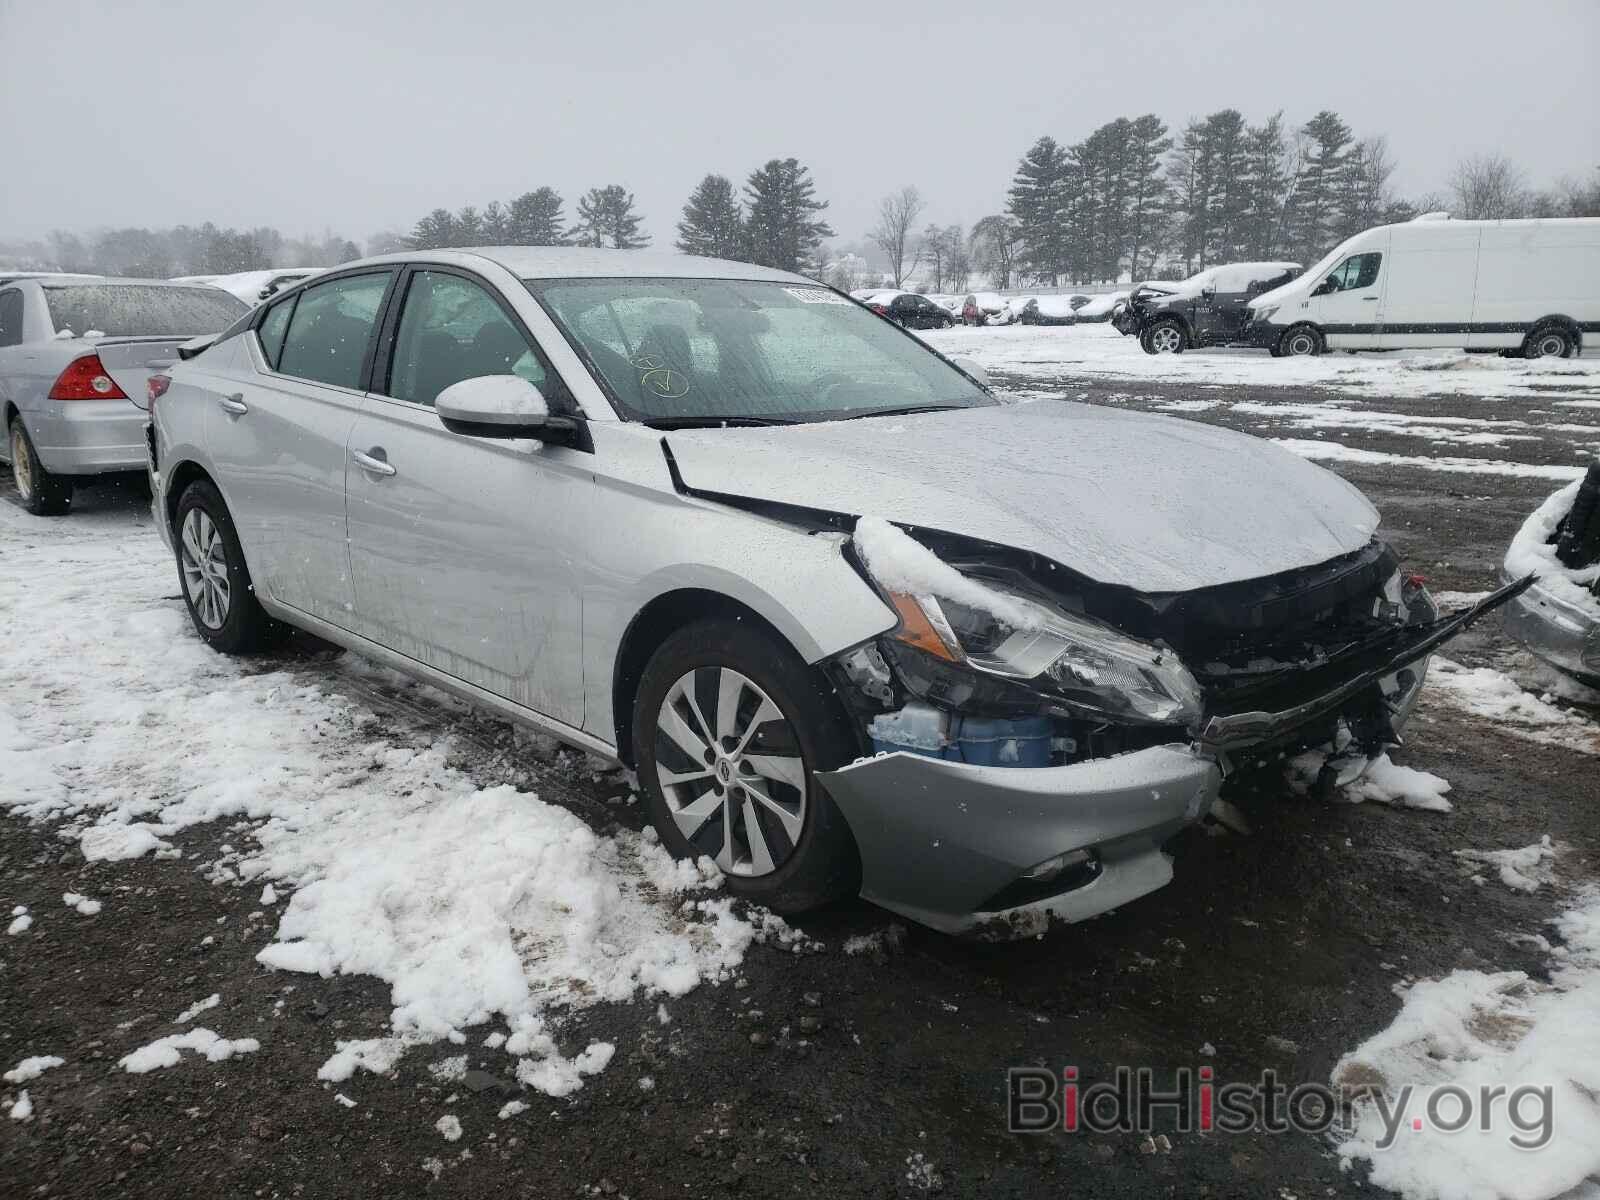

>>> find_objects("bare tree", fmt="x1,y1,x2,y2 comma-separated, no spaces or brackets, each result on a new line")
1448,153,1529,220
868,186,925,288
970,215,1022,289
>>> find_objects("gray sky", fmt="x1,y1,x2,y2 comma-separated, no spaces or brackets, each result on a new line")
2,0,1595,250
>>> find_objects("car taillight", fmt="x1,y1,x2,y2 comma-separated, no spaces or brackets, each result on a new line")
147,374,171,405
870,304,888,316
48,354,128,401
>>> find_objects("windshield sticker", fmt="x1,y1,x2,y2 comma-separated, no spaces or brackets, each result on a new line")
783,287,849,305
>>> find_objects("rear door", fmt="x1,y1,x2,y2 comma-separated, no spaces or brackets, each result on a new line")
344,266,591,727
208,269,396,629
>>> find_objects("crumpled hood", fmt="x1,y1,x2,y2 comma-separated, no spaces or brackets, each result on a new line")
665,403,1380,594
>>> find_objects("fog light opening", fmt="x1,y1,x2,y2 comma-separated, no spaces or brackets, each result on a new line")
1022,848,1096,884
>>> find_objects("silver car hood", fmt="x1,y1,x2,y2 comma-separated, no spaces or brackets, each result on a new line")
665,403,1380,594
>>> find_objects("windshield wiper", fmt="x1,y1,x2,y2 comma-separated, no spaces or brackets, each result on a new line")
840,404,965,420
639,414,801,430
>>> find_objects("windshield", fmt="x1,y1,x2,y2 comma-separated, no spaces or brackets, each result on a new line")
43,284,249,338
526,277,995,424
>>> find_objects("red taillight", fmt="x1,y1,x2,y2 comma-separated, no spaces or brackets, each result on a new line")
1405,573,1429,589
147,374,171,405
870,304,888,316
48,354,128,401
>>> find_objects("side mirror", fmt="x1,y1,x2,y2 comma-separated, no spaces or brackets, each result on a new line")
1311,277,1337,298
435,375,575,440
1200,285,1216,300
952,356,989,386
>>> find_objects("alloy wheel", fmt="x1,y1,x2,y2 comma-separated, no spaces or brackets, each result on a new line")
654,667,808,877
11,427,32,499
1151,324,1183,353
180,508,232,630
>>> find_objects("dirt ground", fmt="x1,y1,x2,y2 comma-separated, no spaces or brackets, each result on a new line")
3,371,1597,1199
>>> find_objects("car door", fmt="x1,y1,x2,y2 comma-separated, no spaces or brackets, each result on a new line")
344,266,591,728
207,268,396,628
1304,247,1385,349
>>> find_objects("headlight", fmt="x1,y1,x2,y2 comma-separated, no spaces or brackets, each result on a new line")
878,578,1202,726
1254,305,1279,322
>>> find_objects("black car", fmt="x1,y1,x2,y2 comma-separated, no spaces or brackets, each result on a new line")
1116,262,1301,354
868,292,956,330
1017,295,1087,326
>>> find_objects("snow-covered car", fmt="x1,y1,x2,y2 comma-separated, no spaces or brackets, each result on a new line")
146,247,1527,935
1074,290,1129,323
0,275,249,514
1016,296,1083,326
1501,468,1600,685
960,292,1009,326
172,269,323,306
1117,263,1301,353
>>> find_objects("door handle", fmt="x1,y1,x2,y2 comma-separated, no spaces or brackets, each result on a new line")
351,448,396,477
1361,296,1379,301
217,394,248,415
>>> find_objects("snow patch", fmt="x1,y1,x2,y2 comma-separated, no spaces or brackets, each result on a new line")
1454,836,1557,893
62,892,101,916
7,907,31,936
1424,658,1599,755
118,1028,261,1073
4,1056,64,1084
174,993,221,1024
8,1091,32,1121
434,1114,462,1142
1288,750,1452,811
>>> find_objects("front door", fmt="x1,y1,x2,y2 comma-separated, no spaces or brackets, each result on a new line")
1303,244,1387,349
344,267,590,727
209,269,396,628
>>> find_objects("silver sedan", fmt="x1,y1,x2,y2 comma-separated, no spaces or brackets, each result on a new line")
147,247,1522,935
1,275,248,514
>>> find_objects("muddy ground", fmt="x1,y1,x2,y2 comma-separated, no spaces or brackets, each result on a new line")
3,372,1597,1199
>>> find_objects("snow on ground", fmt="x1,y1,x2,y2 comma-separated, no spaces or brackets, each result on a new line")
4,1056,64,1084
175,993,221,1023
1422,658,1600,755
61,891,101,915
1272,440,1587,482
922,322,1600,402
7,905,31,935
1287,750,1454,811
0,500,776,1097
118,1028,262,1073
1332,888,1600,1200
1455,836,1558,893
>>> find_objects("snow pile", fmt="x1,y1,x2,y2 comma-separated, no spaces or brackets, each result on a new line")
1424,658,1599,755
175,994,221,1023
62,892,101,916
7,906,31,935
1332,889,1600,1200
1288,750,1453,812
4,1056,64,1084
1506,481,1600,616
435,1114,462,1142
8,1091,32,1121
0,501,766,1102
118,1029,261,1074
853,516,1041,630
1455,836,1558,893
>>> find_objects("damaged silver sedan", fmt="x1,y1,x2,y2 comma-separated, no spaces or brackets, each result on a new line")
146,248,1528,936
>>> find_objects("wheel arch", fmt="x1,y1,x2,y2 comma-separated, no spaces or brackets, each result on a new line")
1527,313,1583,348
163,458,219,534
1281,321,1325,355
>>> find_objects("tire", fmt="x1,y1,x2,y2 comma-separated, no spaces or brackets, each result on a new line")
173,480,274,654
1277,324,1322,357
1144,319,1186,354
1522,324,1576,359
633,619,861,913
8,416,73,516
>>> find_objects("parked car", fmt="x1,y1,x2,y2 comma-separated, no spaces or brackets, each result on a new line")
1117,263,1301,353
1074,291,1129,323
0,276,249,514
868,292,955,330
960,292,1009,326
147,247,1525,935
1501,466,1600,685
1017,296,1082,326
1247,217,1600,358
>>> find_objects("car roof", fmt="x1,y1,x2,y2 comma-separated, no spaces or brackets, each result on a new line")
351,246,815,285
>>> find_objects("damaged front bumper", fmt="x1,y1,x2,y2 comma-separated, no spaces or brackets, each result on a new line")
1501,572,1600,683
819,577,1531,936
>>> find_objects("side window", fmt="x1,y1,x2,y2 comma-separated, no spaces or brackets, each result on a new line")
387,271,548,407
0,290,23,347
1330,253,1381,292
278,272,392,389
256,296,295,369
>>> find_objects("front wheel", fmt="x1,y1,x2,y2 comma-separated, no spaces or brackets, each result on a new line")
1142,319,1186,354
173,480,274,653
8,417,72,516
633,619,860,913
1277,325,1322,357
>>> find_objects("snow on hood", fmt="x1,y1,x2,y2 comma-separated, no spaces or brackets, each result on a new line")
666,402,1380,593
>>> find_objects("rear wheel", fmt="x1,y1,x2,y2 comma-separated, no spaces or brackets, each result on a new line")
174,480,274,653
1142,319,1187,354
633,619,860,913
8,416,72,516
1523,324,1576,359
1278,324,1322,357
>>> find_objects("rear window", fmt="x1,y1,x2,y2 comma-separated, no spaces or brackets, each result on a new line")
43,285,249,338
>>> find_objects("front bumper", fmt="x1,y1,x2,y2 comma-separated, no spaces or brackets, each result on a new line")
1244,319,1283,349
817,743,1220,935
1502,573,1600,683
25,399,149,475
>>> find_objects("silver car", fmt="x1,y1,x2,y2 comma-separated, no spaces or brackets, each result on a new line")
147,248,1525,934
1,275,249,514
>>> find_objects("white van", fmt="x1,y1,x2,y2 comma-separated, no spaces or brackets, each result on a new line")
1246,216,1600,359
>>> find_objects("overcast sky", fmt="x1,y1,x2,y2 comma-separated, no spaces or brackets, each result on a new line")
2,0,1595,251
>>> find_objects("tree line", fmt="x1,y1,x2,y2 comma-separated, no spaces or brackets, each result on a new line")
27,225,364,278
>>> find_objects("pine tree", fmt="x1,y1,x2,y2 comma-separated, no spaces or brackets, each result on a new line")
675,174,745,259
481,200,510,243
1284,110,1354,261
1006,136,1071,283
408,208,457,250
1124,115,1171,280
507,188,568,245
454,206,483,247
742,158,833,273
1241,114,1292,259
574,185,649,249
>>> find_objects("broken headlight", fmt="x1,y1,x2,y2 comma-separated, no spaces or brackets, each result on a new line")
877,578,1203,727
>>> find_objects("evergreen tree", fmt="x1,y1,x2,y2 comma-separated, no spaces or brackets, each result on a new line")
1007,136,1071,283
481,200,510,242
1240,114,1292,259
574,185,649,249
408,208,457,250
454,205,483,246
742,158,833,273
1284,110,1354,261
675,174,745,259
1123,115,1171,280
507,188,568,245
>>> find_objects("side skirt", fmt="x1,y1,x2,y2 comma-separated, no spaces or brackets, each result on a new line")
258,597,620,765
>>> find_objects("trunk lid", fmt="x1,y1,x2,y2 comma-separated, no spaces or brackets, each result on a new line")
88,336,187,411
